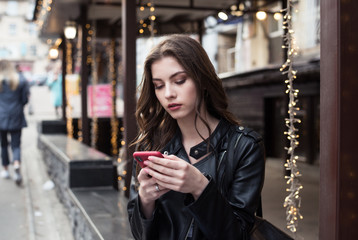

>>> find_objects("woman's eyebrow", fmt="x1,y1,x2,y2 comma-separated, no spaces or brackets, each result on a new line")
152,71,186,82
169,71,186,79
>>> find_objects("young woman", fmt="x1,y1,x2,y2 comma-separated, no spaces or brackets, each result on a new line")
127,35,265,240
0,60,29,185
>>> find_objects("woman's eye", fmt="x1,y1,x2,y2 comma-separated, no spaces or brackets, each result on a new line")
154,85,163,90
176,79,186,85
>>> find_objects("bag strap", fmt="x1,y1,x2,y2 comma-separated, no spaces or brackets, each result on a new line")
221,126,263,218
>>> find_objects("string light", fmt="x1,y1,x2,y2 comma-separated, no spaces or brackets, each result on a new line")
117,126,126,191
76,27,83,142
34,0,53,29
48,47,59,59
138,0,157,35
85,24,92,66
274,12,282,21
280,0,303,233
109,38,119,155
89,20,98,148
77,119,83,142
65,39,74,138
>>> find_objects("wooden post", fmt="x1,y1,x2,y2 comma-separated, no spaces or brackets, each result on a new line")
122,0,137,197
320,0,358,239
282,0,290,177
61,36,67,122
80,4,90,145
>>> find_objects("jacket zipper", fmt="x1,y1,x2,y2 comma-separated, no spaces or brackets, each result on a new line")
218,132,242,174
217,151,226,173
217,151,227,194
234,133,243,148
217,133,243,194
184,218,194,240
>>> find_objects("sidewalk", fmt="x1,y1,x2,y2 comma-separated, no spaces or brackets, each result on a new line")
0,86,74,240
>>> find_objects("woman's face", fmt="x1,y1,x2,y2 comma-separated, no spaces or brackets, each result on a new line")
151,56,198,122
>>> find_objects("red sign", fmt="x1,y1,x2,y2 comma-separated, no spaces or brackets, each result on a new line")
88,84,113,117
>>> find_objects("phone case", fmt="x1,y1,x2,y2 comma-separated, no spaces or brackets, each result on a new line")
133,151,163,168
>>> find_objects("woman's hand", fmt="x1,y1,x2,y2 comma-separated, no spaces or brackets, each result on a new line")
144,154,209,200
137,167,169,219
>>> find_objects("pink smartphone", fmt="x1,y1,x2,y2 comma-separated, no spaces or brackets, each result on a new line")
133,151,163,168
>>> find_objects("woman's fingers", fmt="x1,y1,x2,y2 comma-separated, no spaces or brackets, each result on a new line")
144,167,177,184
145,154,184,174
143,154,208,197
147,154,180,168
144,155,191,182
137,167,152,181
144,162,192,190
138,168,169,202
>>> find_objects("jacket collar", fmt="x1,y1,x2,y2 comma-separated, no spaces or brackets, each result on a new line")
161,118,232,160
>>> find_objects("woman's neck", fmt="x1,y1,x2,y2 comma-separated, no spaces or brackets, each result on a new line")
177,113,219,164
178,113,219,146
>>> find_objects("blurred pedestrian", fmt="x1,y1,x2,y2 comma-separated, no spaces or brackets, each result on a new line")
16,64,33,115
0,60,29,185
46,62,62,118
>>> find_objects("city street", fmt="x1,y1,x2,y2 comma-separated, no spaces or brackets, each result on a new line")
2,0,357,238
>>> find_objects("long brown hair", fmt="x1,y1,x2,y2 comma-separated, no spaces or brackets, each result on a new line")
132,35,239,151
0,60,19,91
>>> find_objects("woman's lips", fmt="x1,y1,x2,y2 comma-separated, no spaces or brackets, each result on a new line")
168,103,181,110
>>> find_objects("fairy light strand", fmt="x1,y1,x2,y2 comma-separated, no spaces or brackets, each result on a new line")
109,39,119,155
138,0,157,35
77,27,83,142
34,0,53,30
280,0,303,233
65,39,74,138
90,20,98,148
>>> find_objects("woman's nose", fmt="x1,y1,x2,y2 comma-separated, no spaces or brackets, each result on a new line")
164,85,176,98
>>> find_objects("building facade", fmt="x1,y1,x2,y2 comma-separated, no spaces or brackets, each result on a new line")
203,0,320,164
0,0,50,81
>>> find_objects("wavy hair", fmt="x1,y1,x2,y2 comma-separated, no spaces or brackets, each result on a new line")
131,35,239,151
0,60,19,91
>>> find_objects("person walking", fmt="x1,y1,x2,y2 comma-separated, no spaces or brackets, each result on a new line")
16,64,33,115
127,35,265,239
46,62,62,118
0,60,29,185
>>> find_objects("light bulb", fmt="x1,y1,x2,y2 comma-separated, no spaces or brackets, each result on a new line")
256,11,267,21
218,11,228,21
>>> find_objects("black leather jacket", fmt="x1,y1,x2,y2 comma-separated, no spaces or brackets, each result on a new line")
127,119,265,240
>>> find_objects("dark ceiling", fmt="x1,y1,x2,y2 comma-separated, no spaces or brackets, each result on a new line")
33,0,278,39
